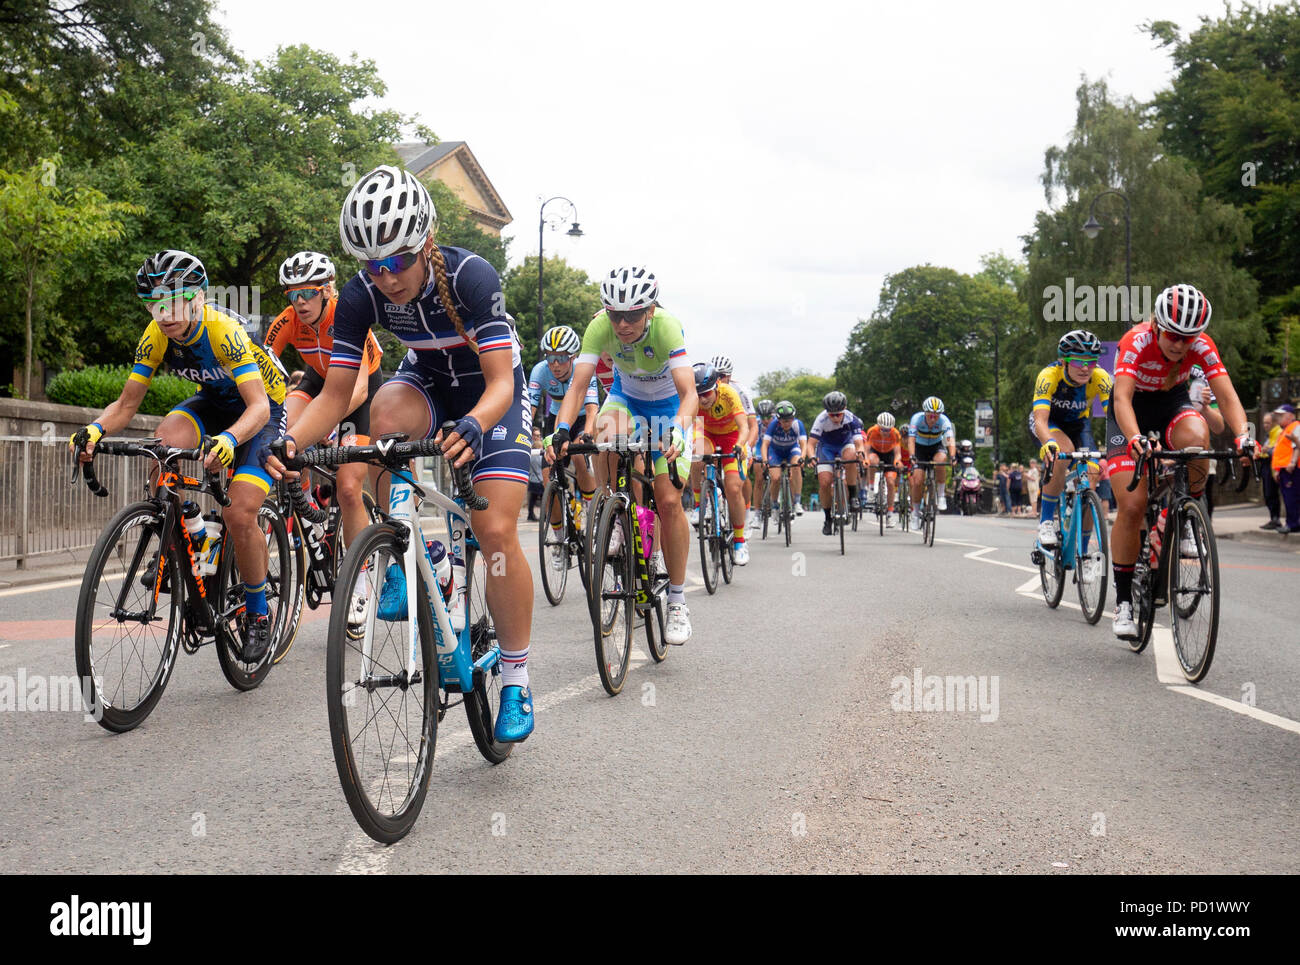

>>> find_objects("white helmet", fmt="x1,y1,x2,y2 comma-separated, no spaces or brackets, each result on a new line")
279,251,335,287
876,412,895,429
709,355,733,376
600,266,658,311
339,165,436,260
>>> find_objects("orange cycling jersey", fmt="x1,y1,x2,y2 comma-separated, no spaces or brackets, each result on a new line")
265,297,382,379
866,425,901,452
700,383,746,437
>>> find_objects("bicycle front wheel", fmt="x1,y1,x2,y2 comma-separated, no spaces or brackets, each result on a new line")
720,494,734,585
538,479,570,606
75,501,183,733
591,496,634,695
782,477,793,547
462,540,512,764
1075,489,1109,625
274,498,306,665
1169,498,1219,682
923,476,937,547
327,523,437,843
834,475,847,556
699,483,719,594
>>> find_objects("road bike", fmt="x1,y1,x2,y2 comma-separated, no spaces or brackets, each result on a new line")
568,437,682,696
289,428,511,843
870,463,902,536
826,458,856,555
73,439,291,732
694,451,736,593
537,449,591,606
763,460,798,547
1123,441,1250,683
911,460,941,547
1030,450,1110,624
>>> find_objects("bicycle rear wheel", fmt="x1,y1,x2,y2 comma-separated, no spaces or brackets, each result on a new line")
276,503,307,664
462,540,512,764
699,482,719,594
643,557,669,664
215,502,287,690
720,494,734,585
592,496,634,695
923,476,937,547
1075,490,1109,625
75,501,183,733
538,479,570,606
1169,498,1219,682
327,523,436,843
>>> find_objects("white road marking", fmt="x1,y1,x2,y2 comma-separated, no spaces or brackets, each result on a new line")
1165,686,1300,736
956,543,1039,574
1150,628,1186,685
0,575,100,598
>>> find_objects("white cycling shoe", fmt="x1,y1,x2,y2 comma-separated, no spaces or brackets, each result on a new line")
688,508,700,526
1080,554,1103,585
665,602,691,645
937,493,948,511
1112,602,1138,640
733,542,749,565
794,503,804,516
1037,520,1058,547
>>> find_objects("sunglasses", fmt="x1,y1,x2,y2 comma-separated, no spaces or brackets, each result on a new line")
363,250,422,275
545,353,572,364
1159,329,1196,344
608,308,649,325
1063,356,1098,367
286,286,324,303
140,288,200,304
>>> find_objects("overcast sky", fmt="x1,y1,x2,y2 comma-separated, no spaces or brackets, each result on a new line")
217,0,1246,384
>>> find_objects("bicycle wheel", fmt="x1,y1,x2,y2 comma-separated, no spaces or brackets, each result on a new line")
698,482,719,595
1038,542,1065,609
274,499,306,665
877,474,886,536
1075,490,1109,625
214,502,288,690
538,479,570,606
835,476,847,556
584,486,610,611
326,523,436,843
923,476,937,547
75,501,183,733
761,487,771,541
573,495,592,596
899,484,910,532
782,477,793,548
643,555,669,664
462,540,512,764
720,494,734,585
1169,498,1219,682
591,496,634,695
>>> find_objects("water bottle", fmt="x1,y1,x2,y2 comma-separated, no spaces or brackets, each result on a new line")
425,540,454,606
444,542,467,633
636,505,656,560
181,503,206,580
1149,507,1168,567
198,511,223,576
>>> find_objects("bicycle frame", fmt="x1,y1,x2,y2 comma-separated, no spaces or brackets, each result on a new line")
1055,453,1101,572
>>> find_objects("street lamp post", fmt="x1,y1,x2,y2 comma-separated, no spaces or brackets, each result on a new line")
537,196,583,343
1081,188,1133,328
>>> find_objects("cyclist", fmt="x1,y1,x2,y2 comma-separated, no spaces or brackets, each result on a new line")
549,266,697,645
1030,330,1112,587
906,396,956,529
529,326,599,567
70,250,287,662
691,362,753,565
711,356,760,524
807,391,867,536
1105,284,1257,640
761,400,807,515
271,165,537,742
265,250,384,626
864,412,903,527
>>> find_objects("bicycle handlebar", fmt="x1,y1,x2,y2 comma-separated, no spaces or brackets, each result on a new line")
1127,441,1251,493
566,436,684,490
74,438,230,506
284,424,489,512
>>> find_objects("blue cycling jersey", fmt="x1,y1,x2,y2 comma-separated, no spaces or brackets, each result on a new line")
528,359,598,416
764,417,807,449
908,411,955,445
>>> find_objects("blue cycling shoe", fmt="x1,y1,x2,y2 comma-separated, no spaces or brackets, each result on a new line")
494,685,535,743
377,562,408,621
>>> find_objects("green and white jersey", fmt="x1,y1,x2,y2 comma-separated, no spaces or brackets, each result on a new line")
578,308,691,402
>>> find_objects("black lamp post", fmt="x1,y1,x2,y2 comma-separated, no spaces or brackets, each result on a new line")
1082,188,1133,328
537,196,583,342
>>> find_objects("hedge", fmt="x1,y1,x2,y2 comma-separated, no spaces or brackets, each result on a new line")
46,365,194,416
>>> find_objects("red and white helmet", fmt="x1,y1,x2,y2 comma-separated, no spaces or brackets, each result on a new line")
1154,284,1211,336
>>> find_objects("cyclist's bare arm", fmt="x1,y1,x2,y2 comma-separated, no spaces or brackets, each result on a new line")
71,379,149,460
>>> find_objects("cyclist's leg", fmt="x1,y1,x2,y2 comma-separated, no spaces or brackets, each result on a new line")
840,444,860,503
335,369,382,544
366,365,435,510
1105,415,1148,617
1168,407,1210,496
721,454,746,543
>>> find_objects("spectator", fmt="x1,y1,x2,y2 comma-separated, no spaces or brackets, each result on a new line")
287,369,305,391
1259,411,1282,530
1271,403,1300,534
526,428,544,522
1026,459,1041,516
996,463,1011,516
1009,462,1024,516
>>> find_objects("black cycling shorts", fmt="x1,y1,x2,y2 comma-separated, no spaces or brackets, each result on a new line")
1104,383,1201,474
292,367,382,444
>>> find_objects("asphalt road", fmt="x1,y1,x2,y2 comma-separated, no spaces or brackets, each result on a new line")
1,509,1296,873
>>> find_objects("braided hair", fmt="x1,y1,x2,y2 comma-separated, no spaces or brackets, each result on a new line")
425,239,477,354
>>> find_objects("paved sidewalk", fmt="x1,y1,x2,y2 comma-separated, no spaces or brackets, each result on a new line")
1204,500,1300,549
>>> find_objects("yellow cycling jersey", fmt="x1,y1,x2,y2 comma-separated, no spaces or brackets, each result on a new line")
1031,363,1111,425
701,383,746,437
129,304,287,405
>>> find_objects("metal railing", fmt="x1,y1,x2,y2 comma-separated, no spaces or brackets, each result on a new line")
0,436,163,567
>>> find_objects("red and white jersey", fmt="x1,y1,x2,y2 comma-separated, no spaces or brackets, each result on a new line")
1113,321,1227,393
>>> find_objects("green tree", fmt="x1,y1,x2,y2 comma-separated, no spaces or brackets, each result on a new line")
0,155,137,397
754,367,815,399
503,255,602,372
1147,5,1300,300
423,178,507,275
750,370,835,426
